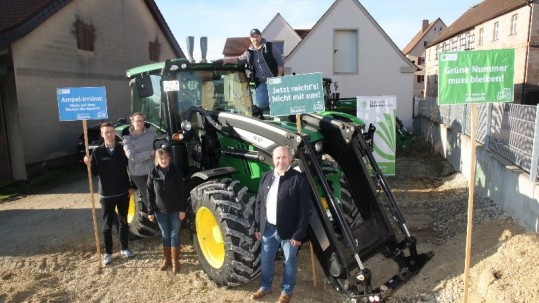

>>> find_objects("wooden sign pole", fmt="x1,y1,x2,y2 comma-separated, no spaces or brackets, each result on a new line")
83,120,103,270
463,104,478,302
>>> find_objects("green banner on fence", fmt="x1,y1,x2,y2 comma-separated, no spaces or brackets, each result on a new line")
438,49,515,105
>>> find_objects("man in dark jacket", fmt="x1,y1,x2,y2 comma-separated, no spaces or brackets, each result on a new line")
252,146,310,303
84,122,136,266
222,28,284,110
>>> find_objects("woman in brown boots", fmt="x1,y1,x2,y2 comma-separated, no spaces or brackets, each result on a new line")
147,149,188,273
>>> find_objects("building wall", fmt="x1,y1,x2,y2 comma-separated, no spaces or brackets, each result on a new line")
285,0,415,129
263,15,301,57
406,19,446,98
10,0,177,169
419,116,539,233
424,5,533,103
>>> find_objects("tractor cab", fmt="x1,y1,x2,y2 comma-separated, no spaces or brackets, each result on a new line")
128,59,255,133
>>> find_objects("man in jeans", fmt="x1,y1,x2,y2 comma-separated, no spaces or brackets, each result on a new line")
84,122,136,266
253,146,310,303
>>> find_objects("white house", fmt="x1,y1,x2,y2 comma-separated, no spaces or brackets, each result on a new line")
402,19,447,98
260,13,304,59
285,0,417,129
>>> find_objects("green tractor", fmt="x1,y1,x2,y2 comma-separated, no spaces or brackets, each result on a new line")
124,58,432,301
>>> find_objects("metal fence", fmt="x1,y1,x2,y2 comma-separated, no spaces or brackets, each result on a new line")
418,97,539,180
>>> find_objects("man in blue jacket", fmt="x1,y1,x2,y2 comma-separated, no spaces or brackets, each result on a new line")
253,146,310,303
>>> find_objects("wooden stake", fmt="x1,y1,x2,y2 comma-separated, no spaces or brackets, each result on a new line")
295,113,317,286
309,240,318,287
83,120,102,270
463,104,477,302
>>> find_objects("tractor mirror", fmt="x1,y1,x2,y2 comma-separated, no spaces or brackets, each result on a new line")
136,75,153,98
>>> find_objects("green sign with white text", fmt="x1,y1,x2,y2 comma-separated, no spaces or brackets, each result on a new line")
267,73,324,116
438,49,515,105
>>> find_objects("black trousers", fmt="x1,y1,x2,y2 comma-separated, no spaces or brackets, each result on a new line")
100,193,129,254
131,175,150,209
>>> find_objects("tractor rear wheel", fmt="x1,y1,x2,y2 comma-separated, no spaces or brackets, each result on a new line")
190,178,259,286
127,193,160,238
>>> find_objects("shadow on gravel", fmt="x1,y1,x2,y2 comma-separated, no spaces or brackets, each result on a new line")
0,208,97,256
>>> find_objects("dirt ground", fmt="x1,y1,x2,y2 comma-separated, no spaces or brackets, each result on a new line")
1,138,538,303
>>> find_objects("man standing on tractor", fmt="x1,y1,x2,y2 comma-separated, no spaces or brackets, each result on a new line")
221,28,284,111
253,146,310,303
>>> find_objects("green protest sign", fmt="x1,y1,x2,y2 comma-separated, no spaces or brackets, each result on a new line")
438,49,514,105
267,72,325,116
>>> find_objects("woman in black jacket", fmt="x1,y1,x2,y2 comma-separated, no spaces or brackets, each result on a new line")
147,149,187,273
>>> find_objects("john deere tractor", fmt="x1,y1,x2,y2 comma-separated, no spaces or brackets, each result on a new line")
124,57,432,302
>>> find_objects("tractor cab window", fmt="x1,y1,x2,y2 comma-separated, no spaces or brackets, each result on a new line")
132,74,164,130
175,71,202,118
196,71,252,116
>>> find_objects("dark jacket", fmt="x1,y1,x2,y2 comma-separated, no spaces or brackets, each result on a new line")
248,41,278,87
255,167,311,241
90,143,132,197
147,164,188,215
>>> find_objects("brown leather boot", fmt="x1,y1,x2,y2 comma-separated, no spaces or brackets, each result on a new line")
171,246,180,273
160,246,171,271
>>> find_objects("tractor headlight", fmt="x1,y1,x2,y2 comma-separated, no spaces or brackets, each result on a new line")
314,141,323,153
181,120,192,131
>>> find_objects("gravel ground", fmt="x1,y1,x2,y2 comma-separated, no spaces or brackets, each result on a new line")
0,137,537,303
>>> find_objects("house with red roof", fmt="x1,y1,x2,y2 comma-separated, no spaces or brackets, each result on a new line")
424,0,539,104
402,19,447,99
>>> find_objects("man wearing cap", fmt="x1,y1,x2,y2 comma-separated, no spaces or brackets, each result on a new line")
222,28,284,110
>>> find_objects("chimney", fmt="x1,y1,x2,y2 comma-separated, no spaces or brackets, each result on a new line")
422,19,429,33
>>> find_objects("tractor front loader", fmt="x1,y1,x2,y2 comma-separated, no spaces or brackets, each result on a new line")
125,58,433,302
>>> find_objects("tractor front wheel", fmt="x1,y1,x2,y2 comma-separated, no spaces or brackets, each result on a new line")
127,193,160,238
190,178,260,286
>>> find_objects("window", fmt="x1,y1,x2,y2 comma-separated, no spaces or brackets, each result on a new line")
334,29,357,74
149,40,160,61
273,41,284,56
423,40,428,47
416,75,424,83
75,20,94,51
511,14,518,35
417,57,422,65
479,28,484,45
493,22,499,41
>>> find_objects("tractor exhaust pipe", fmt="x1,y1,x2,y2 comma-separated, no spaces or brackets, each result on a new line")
200,36,208,63
186,36,195,63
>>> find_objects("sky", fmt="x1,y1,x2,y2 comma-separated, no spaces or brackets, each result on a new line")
154,0,480,61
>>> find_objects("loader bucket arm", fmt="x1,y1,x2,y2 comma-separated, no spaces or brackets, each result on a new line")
300,113,434,301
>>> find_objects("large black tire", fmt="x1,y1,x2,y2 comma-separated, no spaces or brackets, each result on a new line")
322,160,363,228
127,193,161,238
190,178,259,287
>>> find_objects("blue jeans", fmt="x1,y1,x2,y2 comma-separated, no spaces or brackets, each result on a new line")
155,212,182,247
255,82,269,109
260,223,299,295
